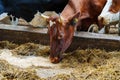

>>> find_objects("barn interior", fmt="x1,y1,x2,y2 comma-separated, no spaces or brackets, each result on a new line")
0,0,120,80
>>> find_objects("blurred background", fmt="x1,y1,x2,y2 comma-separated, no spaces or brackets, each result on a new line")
0,0,68,21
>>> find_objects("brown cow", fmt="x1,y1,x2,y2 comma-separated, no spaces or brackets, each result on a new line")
48,0,107,63
109,0,120,13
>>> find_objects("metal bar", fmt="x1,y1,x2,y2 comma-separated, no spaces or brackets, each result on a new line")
0,24,120,52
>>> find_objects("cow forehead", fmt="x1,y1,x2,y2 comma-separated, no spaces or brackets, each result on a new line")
49,20,56,27
49,16,64,27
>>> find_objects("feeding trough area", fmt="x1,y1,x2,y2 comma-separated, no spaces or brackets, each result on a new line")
0,24,120,51
0,23,120,79
0,0,120,78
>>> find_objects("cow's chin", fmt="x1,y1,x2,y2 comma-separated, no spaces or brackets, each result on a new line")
50,56,62,63
49,51,63,63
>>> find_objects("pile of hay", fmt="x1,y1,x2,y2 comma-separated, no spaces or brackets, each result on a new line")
0,60,43,80
61,49,109,67
13,43,50,56
0,41,18,49
0,41,120,80
61,49,120,80
0,41,50,57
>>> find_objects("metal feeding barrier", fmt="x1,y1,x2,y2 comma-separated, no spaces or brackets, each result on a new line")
0,11,120,51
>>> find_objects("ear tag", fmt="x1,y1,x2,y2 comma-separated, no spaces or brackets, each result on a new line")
71,18,78,26
74,18,78,22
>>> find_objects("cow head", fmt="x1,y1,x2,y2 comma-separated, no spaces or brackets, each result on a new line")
109,0,120,13
47,13,79,63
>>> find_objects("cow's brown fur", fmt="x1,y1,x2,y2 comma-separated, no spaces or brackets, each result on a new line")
48,0,107,63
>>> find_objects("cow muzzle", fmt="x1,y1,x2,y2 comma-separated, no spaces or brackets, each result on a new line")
50,56,63,63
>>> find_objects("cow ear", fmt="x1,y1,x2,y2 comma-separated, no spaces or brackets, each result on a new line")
73,12,80,19
68,12,80,22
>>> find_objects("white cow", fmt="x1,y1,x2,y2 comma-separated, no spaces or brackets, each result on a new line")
98,0,119,34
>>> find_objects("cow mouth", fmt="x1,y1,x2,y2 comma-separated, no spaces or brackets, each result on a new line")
50,46,63,63
50,54,63,63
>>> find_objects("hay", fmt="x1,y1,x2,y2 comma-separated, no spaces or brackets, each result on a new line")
13,43,50,57
0,41,18,49
61,49,111,67
60,49,120,80
0,60,43,80
50,74,73,80
0,41,120,80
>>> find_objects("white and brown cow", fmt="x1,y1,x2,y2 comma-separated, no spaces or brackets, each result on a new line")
98,0,119,34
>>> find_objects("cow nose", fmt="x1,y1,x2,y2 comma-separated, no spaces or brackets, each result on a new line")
50,57,60,63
